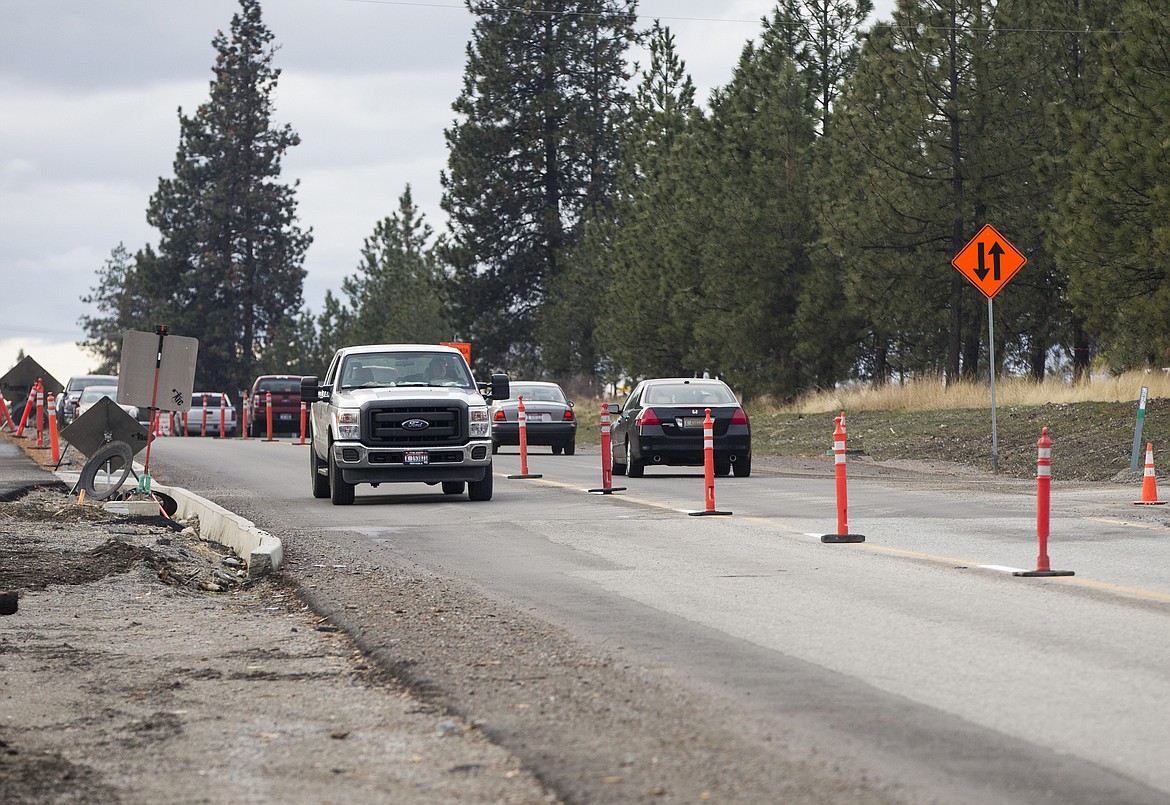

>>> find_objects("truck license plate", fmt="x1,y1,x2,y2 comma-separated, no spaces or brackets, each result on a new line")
404,451,429,465
279,413,293,420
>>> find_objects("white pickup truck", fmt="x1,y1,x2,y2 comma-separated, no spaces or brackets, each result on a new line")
301,344,509,504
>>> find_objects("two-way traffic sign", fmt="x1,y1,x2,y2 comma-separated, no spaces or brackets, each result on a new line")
951,224,1026,299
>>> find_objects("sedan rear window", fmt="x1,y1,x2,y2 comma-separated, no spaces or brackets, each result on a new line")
644,384,736,405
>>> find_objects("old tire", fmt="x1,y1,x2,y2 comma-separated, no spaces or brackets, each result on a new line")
78,441,135,500
467,466,493,501
328,445,355,505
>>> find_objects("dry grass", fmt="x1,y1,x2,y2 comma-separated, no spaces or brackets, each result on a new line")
772,370,1170,415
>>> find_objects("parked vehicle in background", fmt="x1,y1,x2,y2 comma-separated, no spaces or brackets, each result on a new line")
182,392,237,436
302,344,509,504
57,374,118,427
74,385,139,421
491,381,576,455
247,375,303,437
609,378,752,478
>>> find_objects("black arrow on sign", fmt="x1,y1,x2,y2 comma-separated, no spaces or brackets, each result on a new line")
974,241,1004,282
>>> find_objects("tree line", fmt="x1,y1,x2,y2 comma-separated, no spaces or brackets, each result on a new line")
81,0,1170,400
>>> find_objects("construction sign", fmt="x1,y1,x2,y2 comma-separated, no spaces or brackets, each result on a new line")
441,341,472,365
951,224,1027,300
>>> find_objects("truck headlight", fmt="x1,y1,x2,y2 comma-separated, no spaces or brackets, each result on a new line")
335,408,361,440
469,406,490,438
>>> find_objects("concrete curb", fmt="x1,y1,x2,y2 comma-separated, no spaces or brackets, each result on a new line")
150,484,283,578
153,483,284,579
53,468,283,580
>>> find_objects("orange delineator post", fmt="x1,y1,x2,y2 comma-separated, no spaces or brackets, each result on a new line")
507,395,542,479
298,401,307,445
200,399,208,437
588,403,625,494
15,383,37,437
264,390,275,441
219,396,226,439
1132,442,1167,505
34,381,46,448
822,414,864,542
47,392,60,464
241,392,249,440
0,394,16,432
1015,427,1074,577
689,408,731,516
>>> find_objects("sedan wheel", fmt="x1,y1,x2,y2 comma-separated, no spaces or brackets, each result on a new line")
733,455,752,478
564,440,575,456
611,439,626,476
626,438,645,478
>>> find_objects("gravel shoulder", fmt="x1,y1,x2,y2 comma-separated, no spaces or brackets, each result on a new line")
0,441,554,805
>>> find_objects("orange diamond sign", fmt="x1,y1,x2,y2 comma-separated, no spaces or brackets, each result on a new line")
951,224,1026,300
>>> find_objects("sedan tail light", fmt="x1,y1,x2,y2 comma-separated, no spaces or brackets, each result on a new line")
563,409,574,420
730,408,749,426
493,409,506,421
636,408,660,426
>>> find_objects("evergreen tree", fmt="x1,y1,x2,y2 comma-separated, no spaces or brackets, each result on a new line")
1055,0,1168,370
687,19,817,396
336,186,451,347
595,21,701,381
441,0,637,375
818,0,1051,385
138,0,311,393
78,243,141,373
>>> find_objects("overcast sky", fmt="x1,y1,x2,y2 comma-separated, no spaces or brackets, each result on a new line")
1,0,893,386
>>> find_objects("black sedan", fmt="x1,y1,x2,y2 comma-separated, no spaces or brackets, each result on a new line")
492,381,577,455
610,378,751,478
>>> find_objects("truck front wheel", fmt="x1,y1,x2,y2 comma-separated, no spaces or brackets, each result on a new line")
310,442,329,499
328,444,355,505
467,465,494,501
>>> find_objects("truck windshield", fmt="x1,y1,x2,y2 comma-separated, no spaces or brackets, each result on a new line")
340,353,474,390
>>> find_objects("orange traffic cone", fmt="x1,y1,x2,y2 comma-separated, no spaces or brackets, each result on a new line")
1132,443,1167,505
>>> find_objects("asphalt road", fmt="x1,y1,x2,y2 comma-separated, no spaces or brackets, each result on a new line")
148,436,1170,803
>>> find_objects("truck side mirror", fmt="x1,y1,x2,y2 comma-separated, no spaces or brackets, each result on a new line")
300,376,322,402
490,374,510,402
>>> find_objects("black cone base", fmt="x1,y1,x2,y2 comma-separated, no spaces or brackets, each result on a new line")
821,533,865,543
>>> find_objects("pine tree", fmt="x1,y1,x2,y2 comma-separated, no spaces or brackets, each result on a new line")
78,243,140,373
595,21,700,381
1055,0,1168,370
441,0,637,374
138,0,311,392
817,0,1052,385
336,186,451,347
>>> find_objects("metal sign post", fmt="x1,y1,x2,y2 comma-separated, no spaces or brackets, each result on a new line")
988,297,998,474
117,326,198,494
952,225,1026,476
